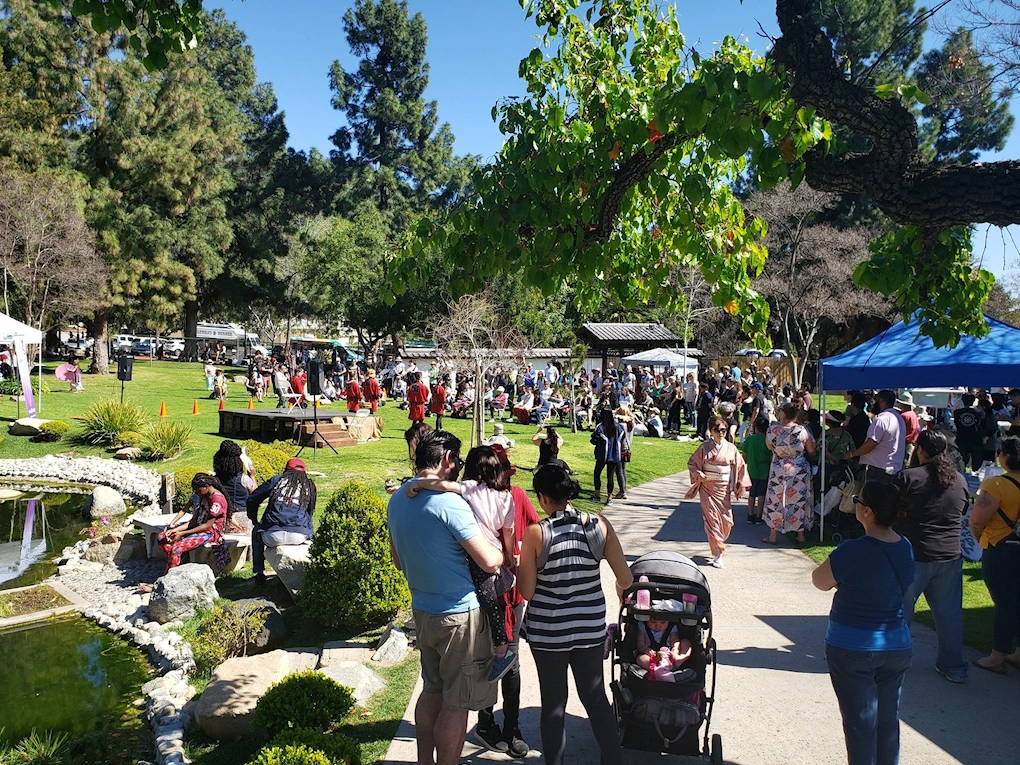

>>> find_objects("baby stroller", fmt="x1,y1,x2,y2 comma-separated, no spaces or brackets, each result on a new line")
824,463,864,544
610,551,722,764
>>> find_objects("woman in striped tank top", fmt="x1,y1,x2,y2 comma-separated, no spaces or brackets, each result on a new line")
518,464,634,765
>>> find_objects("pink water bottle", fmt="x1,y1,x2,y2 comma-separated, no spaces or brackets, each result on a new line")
636,575,650,610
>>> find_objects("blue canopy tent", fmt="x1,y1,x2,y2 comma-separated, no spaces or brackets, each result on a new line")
816,314,1020,539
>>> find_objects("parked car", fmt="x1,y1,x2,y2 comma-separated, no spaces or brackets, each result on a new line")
161,339,185,359
131,338,154,356
114,335,140,354
734,348,789,358
63,337,94,355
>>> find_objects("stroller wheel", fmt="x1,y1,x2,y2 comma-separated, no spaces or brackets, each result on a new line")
831,532,844,544
710,733,723,765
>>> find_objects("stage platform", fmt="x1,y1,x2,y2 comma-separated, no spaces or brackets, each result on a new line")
218,407,381,447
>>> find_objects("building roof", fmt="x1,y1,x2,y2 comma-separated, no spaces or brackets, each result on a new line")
579,323,680,345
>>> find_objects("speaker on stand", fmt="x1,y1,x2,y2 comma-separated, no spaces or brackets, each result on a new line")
297,358,337,458
117,355,133,403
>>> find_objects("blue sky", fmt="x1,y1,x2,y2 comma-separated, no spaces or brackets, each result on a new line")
219,0,1018,281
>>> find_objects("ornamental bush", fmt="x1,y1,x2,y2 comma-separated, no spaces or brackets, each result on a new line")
80,399,148,445
172,467,204,512
302,481,409,633
242,440,292,484
181,601,269,678
116,430,143,448
251,671,356,736
140,421,193,460
247,744,333,765
270,729,361,765
33,420,70,442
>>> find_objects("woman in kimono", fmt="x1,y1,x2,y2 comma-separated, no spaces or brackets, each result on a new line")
763,402,816,546
686,414,750,568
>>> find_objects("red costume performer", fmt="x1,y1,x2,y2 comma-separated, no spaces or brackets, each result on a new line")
364,373,382,413
407,379,429,423
345,379,362,413
430,383,447,416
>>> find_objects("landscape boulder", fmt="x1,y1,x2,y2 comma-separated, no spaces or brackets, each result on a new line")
264,543,310,600
372,622,410,665
83,534,147,565
317,662,386,706
193,648,319,740
147,563,217,624
115,447,144,461
83,485,127,518
9,417,51,436
229,598,286,654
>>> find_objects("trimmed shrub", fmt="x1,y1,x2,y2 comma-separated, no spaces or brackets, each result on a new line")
33,420,70,442
247,744,333,765
303,482,409,632
180,601,269,678
243,440,292,484
0,377,49,396
252,671,356,736
270,730,360,765
116,430,143,448
172,467,204,512
80,400,148,445
140,421,193,460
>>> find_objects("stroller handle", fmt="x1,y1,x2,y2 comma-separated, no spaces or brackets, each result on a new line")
621,581,711,604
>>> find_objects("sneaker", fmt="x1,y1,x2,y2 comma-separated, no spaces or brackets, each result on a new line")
710,556,724,568
253,573,268,586
472,719,509,753
504,727,529,759
488,649,517,682
935,665,967,684
746,515,756,524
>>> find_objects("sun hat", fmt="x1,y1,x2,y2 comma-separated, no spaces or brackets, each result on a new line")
497,386,505,392
824,410,846,424
895,391,914,408
916,406,934,422
286,458,306,472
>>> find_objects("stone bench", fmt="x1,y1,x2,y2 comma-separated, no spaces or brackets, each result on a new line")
133,515,251,573
264,543,311,601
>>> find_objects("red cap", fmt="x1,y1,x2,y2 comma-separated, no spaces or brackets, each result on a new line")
286,458,306,472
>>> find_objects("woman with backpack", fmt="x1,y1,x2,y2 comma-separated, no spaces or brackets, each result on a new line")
968,435,1020,674
590,408,625,504
517,463,633,765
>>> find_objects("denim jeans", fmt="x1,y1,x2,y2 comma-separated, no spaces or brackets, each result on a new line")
902,557,967,679
825,644,912,765
981,538,1020,654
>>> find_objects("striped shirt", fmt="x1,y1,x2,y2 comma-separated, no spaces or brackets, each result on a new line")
523,511,606,651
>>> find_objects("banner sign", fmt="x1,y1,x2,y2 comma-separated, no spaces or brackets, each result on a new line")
13,337,36,417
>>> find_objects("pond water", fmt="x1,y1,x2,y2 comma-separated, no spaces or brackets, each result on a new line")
0,617,151,743
0,491,89,590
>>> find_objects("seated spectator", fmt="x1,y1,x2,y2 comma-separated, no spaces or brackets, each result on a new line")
246,458,316,586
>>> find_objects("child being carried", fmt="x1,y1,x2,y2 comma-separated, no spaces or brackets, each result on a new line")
406,445,518,683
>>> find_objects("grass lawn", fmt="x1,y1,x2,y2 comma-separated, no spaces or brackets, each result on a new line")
801,523,995,654
0,360,698,514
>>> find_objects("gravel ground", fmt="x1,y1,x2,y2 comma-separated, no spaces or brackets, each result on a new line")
51,559,165,606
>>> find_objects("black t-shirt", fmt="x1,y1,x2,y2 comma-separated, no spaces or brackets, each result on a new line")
897,465,966,567
847,411,870,449
895,466,969,562
953,407,985,446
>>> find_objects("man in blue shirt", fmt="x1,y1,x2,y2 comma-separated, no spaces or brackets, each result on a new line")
388,430,503,765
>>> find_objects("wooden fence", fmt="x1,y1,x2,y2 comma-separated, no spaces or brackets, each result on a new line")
706,355,799,390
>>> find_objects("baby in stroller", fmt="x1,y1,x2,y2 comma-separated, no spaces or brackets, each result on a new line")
635,616,694,680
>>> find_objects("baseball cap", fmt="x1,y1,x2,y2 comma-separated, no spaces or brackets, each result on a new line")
286,458,307,472
751,382,764,391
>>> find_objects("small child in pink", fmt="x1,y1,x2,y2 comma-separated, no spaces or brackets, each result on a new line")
636,617,693,672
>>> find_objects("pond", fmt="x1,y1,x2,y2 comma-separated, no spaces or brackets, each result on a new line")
0,616,152,744
0,490,89,590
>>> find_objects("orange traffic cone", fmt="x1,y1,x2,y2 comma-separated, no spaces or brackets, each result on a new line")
192,399,200,416
158,401,168,418
219,398,225,411
247,397,254,410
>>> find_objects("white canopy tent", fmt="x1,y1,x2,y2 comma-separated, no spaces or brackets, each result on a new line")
621,347,699,373
0,312,42,345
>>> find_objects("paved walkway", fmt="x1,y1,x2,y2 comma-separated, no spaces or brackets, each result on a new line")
383,472,1020,764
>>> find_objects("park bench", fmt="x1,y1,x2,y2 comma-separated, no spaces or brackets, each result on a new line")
132,514,252,574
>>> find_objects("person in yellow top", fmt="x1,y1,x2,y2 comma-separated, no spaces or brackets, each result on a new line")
968,436,1020,674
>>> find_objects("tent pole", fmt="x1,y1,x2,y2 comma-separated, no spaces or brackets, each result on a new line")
820,365,825,543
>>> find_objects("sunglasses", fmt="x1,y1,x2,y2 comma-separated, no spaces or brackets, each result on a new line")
713,427,727,433
852,494,866,507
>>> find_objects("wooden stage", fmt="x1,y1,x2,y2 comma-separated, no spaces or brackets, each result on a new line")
218,407,381,447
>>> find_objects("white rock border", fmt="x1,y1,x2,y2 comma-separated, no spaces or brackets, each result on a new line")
0,455,162,513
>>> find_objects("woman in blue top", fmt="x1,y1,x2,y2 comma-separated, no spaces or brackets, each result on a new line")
590,407,624,504
812,478,915,765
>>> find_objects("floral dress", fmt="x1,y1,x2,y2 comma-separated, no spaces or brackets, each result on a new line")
764,423,813,533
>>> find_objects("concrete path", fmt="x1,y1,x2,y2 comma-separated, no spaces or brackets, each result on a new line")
383,472,1020,764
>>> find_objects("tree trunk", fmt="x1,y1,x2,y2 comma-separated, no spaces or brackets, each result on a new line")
89,309,110,375
184,300,199,361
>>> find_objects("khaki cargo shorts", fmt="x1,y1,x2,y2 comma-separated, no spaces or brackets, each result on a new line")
414,607,497,711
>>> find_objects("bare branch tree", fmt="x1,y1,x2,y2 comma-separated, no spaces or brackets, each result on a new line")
0,166,107,332
431,291,528,446
940,0,1020,88
748,182,890,386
